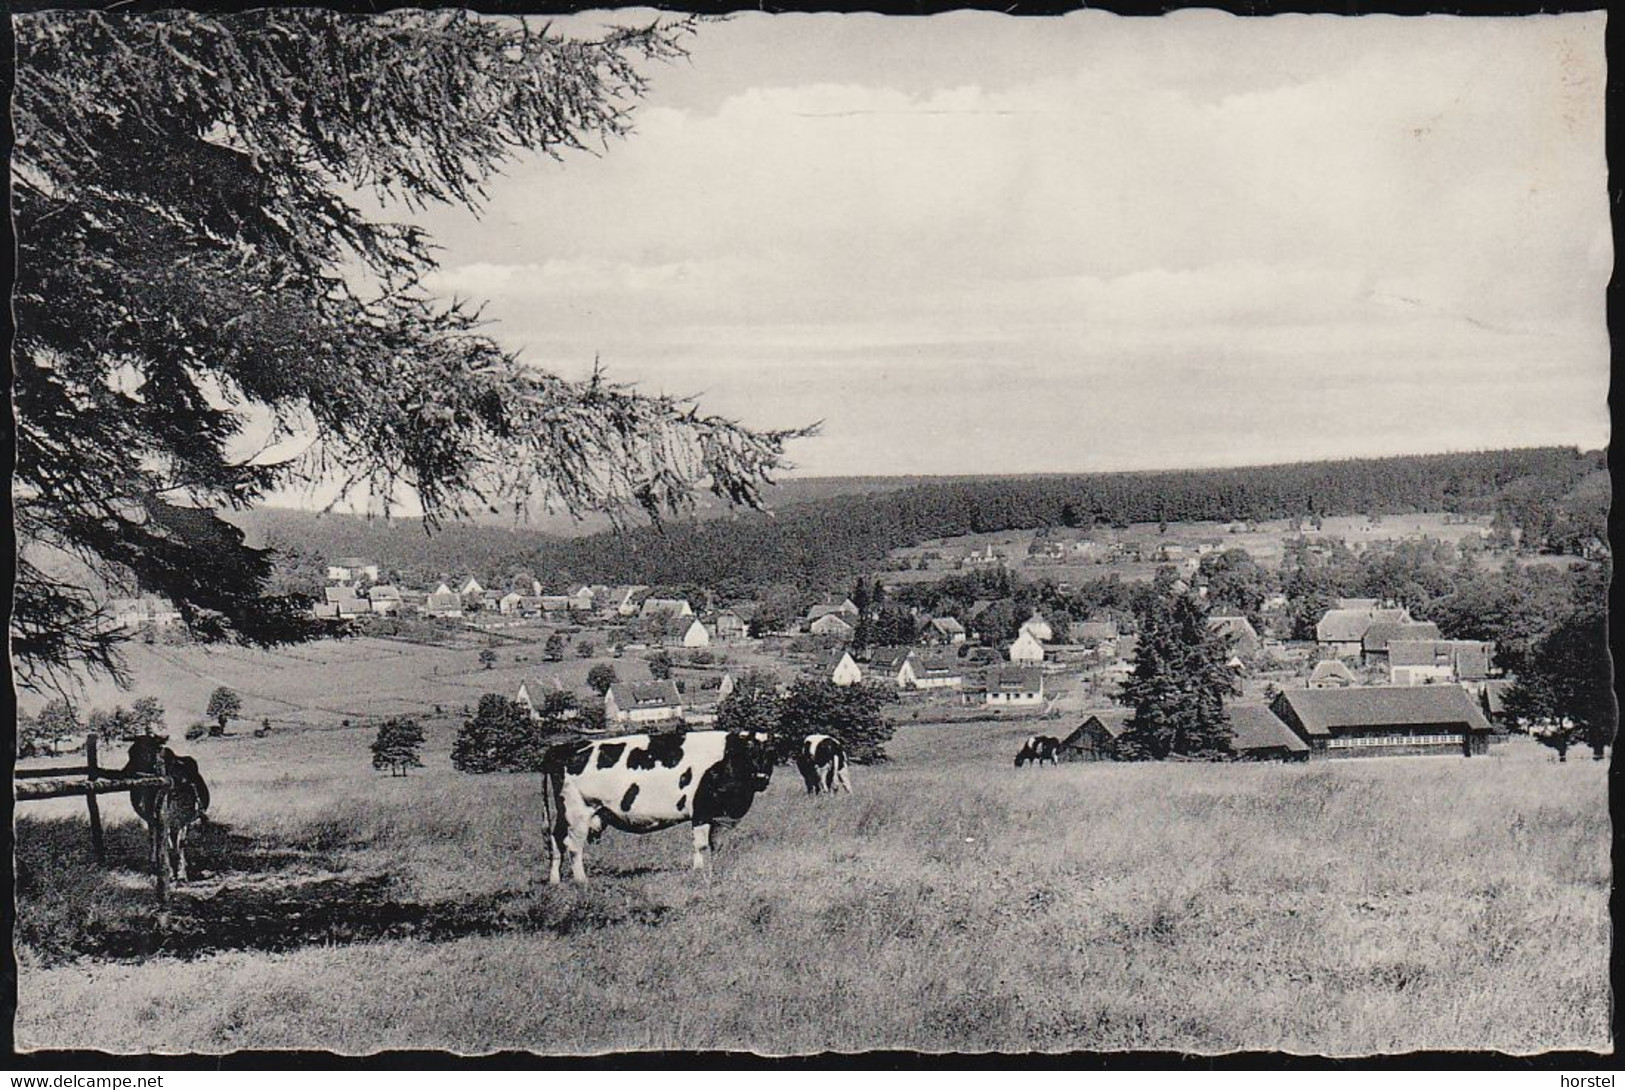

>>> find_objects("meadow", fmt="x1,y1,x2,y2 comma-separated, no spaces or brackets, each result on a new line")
14,711,1612,1056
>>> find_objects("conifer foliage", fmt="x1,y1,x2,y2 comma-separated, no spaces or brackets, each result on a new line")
11,10,804,694
1116,591,1239,760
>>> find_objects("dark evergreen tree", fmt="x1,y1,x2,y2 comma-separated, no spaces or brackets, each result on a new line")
1116,592,1238,760
11,10,800,695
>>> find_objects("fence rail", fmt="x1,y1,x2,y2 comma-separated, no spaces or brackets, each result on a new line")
15,734,174,920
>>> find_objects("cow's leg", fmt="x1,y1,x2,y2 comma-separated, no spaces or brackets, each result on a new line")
691,822,712,870
171,822,188,883
560,785,594,884
835,764,852,793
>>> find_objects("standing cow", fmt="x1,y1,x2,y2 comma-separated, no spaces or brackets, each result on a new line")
541,729,776,883
124,735,211,881
794,734,852,795
1014,735,1061,767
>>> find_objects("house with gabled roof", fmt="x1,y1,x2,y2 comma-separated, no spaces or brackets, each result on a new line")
715,603,759,640
1067,619,1120,645
984,665,1043,707
911,651,964,690
809,613,856,640
1225,703,1309,761
1008,629,1045,665
1270,685,1492,758
515,677,567,719
829,648,863,687
640,597,694,621
326,558,380,584
867,646,920,688
1388,640,1495,686
1207,614,1261,656
1316,606,1411,659
1361,620,1441,666
1060,710,1131,760
922,616,966,645
604,585,649,617
605,680,683,726
425,588,464,618
680,618,712,649
1309,658,1358,688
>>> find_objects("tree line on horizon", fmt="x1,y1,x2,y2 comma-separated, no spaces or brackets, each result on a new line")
265,445,1598,596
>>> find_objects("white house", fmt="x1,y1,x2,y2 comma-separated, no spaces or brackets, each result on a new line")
809,613,856,640
515,677,566,718
1018,612,1053,643
985,666,1044,707
326,558,380,584
1008,630,1046,665
458,576,485,596
367,585,403,615
605,681,684,726
681,618,712,648
498,591,526,615
640,597,694,621
830,649,864,686
910,652,964,690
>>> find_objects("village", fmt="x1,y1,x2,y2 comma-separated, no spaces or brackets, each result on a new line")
100,506,1554,768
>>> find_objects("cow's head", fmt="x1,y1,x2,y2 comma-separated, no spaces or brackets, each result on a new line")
726,730,777,792
126,734,169,771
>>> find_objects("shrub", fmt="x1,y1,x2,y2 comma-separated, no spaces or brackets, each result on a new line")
184,722,208,741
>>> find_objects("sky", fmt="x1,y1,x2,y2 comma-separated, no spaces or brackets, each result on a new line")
313,11,1613,494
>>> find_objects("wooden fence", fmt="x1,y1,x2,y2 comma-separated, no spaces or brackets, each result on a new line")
15,734,175,918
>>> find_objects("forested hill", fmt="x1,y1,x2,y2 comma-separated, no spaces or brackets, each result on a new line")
522,446,1605,592
237,447,1604,592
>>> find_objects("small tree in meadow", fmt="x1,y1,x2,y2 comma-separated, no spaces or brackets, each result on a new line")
34,698,81,754
587,664,618,696
478,648,498,670
128,696,165,737
205,686,242,736
371,717,426,776
648,650,674,680
543,632,566,662
576,639,596,658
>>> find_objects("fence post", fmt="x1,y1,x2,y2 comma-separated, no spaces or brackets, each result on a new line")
84,734,106,864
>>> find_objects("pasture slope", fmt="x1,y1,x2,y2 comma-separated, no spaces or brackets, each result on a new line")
15,722,1611,1056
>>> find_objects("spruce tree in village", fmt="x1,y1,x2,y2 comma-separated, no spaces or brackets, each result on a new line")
1115,590,1239,760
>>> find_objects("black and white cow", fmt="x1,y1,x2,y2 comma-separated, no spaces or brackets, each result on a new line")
794,734,852,795
1014,735,1061,768
541,729,776,883
124,735,211,881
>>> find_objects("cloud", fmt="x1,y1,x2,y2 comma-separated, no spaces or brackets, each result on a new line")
399,12,1607,476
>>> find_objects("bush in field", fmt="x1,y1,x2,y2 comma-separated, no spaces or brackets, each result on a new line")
478,648,498,670
452,692,578,774
184,722,209,742
648,650,673,680
717,669,783,738
371,717,425,776
205,686,242,735
576,639,596,658
543,632,566,662
777,679,896,764
587,664,618,696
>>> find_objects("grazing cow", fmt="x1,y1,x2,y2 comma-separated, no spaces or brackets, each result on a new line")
124,735,211,881
1014,735,1061,768
541,729,776,883
794,734,852,795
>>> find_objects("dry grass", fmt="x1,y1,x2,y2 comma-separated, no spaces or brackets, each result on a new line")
14,721,1611,1056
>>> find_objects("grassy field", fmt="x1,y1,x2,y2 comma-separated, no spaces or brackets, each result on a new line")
14,633,793,732
14,711,1611,1056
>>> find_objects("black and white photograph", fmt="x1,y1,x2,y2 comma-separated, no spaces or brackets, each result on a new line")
9,2,1614,1060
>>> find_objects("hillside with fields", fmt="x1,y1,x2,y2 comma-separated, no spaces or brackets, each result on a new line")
241,447,1606,595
